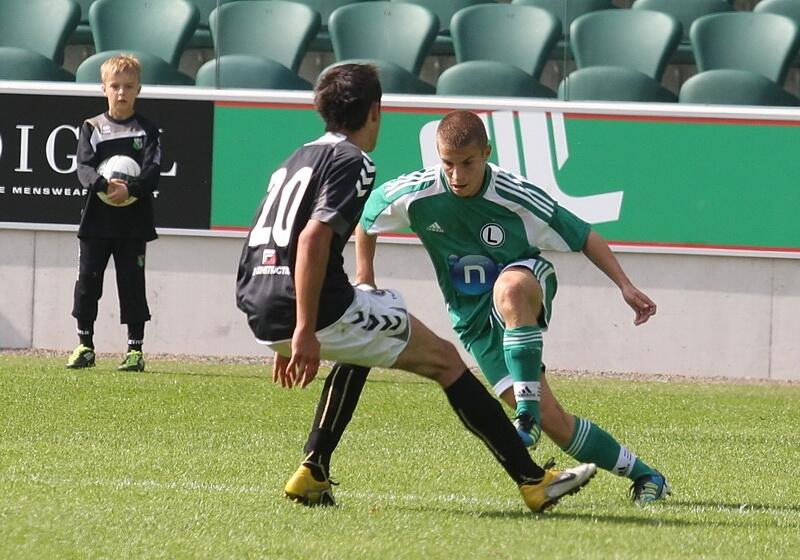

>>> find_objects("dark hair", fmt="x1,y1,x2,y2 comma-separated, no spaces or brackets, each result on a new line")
314,64,382,132
436,110,488,150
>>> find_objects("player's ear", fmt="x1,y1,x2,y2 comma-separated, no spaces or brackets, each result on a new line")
483,143,492,161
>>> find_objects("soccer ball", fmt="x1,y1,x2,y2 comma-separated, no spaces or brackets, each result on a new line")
96,155,140,207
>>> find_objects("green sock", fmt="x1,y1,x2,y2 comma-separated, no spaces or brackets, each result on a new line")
563,417,656,480
503,326,543,425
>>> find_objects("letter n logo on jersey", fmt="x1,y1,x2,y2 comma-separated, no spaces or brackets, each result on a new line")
262,249,277,265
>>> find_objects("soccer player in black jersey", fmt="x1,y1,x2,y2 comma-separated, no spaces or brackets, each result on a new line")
236,63,596,512
67,54,161,373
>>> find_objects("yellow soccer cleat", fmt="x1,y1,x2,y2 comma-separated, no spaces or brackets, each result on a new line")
519,463,597,513
284,464,336,507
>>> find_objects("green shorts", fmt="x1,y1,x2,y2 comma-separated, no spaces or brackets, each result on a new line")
464,256,557,396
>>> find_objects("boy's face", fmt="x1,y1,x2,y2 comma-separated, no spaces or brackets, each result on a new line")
102,70,141,119
437,139,491,198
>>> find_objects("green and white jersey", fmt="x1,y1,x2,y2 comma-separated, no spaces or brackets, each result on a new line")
360,163,591,344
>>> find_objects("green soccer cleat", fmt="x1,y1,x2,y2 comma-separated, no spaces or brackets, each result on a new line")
513,412,542,449
630,471,671,506
284,463,336,506
118,350,145,372
519,463,597,513
66,344,96,369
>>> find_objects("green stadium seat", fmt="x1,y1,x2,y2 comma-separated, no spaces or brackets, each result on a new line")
679,69,800,107
754,0,800,68
88,0,200,68
195,54,312,89
328,2,438,93
690,12,800,84
0,0,80,66
570,9,681,81
69,0,96,45
208,1,320,73
75,49,194,85
511,0,613,39
451,3,560,79
436,60,556,97
558,66,676,102
0,46,75,82
392,0,493,55
292,0,374,52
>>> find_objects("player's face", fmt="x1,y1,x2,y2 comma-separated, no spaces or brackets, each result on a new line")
437,140,491,198
102,71,141,120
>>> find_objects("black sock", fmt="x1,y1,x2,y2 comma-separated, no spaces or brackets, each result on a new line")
303,363,370,476
444,369,544,485
127,322,144,352
77,321,94,348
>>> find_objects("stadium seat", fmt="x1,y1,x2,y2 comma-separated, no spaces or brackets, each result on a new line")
451,3,560,79
558,65,676,102
328,2,438,93
70,0,96,44
679,69,800,106
208,1,320,74
195,54,313,89
570,9,682,81
436,60,556,97
88,0,200,68
75,50,194,85
690,12,800,84
291,0,373,52
511,0,613,39
392,0,493,54
755,0,800,23
0,47,75,82
0,0,80,66
631,0,732,64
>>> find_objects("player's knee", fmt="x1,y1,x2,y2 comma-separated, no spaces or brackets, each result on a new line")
493,276,536,316
75,272,103,299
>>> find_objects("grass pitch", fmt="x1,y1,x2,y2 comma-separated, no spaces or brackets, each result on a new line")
1,351,799,559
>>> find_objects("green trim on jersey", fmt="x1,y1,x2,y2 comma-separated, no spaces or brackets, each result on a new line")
361,163,591,345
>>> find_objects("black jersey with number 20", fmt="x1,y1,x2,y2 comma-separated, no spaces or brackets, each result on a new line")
236,132,376,342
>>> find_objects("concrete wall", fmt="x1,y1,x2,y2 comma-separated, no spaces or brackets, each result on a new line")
2,229,797,380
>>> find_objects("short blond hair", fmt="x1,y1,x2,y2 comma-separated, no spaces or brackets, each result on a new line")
100,54,142,83
436,110,488,150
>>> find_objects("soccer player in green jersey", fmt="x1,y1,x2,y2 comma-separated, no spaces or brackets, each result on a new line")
356,110,670,505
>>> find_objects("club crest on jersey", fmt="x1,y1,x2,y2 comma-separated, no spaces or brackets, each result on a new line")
262,249,277,265
480,223,505,247
447,254,502,296
133,138,143,150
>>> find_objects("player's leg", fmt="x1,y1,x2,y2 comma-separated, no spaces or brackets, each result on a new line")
285,362,370,505
68,238,112,368
113,239,150,372
492,262,548,446
394,314,596,512
500,375,670,505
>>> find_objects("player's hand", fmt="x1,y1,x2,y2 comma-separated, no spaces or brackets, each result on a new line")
622,284,657,326
107,179,129,204
286,328,321,388
272,353,293,388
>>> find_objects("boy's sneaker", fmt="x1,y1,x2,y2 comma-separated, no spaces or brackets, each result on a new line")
118,350,145,372
284,463,336,506
513,412,542,449
630,471,671,506
519,463,597,513
66,344,96,369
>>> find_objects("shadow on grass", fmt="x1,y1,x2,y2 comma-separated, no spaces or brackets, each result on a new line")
669,499,800,515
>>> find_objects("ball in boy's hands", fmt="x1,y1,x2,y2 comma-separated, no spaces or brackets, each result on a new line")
96,155,140,207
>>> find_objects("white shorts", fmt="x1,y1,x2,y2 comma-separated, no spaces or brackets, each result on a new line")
261,286,411,368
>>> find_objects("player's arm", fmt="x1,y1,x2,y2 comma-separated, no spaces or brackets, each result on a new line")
127,124,162,199
75,121,109,193
288,218,334,388
582,230,656,325
354,224,378,288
